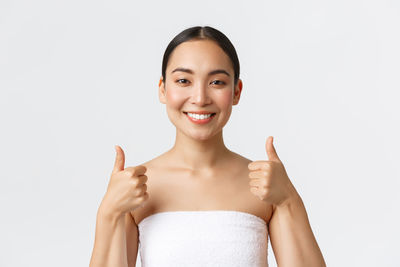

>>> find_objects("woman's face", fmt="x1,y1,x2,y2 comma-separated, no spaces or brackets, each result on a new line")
159,39,243,141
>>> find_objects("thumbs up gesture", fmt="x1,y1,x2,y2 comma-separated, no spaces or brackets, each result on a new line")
248,136,298,208
100,145,149,219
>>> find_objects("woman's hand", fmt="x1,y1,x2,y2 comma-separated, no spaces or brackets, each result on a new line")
100,145,149,219
248,136,299,208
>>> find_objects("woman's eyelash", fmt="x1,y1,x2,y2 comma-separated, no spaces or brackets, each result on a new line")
212,80,225,85
175,79,225,85
176,79,189,84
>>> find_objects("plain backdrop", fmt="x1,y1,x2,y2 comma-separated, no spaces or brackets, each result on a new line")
1,0,399,266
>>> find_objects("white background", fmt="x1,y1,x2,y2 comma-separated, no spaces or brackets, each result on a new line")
1,0,399,266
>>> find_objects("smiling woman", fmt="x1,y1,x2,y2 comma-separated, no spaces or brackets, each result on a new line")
89,25,326,267
158,31,242,142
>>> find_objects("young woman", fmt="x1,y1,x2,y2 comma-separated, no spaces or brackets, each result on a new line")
89,26,326,267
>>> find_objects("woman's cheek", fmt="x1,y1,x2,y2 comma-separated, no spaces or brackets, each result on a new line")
166,88,186,108
218,89,234,109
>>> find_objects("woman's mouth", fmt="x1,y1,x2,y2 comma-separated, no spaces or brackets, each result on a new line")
183,112,216,124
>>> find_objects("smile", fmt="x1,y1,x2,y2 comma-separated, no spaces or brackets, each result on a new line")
183,112,216,124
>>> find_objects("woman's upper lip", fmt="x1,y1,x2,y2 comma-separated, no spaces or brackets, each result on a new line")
184,111,216,114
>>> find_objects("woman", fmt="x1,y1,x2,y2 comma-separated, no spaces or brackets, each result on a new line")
89,26,326,267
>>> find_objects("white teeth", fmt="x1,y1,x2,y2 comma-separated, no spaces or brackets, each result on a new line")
187,112,213,120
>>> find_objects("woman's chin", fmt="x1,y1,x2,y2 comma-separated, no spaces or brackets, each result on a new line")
187,129,221,141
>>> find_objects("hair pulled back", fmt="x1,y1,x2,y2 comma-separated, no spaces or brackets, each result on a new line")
161,26,240,86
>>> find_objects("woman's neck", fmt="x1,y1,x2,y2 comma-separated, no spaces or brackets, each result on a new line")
167,129,231,172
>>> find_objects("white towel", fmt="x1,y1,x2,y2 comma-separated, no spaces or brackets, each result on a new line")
138,210,269,267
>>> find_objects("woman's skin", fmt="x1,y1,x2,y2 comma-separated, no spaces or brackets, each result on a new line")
134,39,271,225
158,39,242,171
89,39,326,267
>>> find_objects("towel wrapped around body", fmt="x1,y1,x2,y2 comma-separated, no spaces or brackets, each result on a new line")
137,210,269,267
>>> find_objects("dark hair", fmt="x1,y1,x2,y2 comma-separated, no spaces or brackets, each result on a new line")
161,26,240,86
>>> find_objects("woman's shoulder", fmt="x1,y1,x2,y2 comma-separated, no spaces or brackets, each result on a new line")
228,150,253,168
129,155,167,224
138,151,170,170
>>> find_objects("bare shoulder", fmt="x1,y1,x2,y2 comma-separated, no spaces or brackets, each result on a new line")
129,150,273,225
228,150,253,169
229,150,274,223
128,154,167,221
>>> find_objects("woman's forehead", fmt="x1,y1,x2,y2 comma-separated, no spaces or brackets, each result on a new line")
167,40,233,75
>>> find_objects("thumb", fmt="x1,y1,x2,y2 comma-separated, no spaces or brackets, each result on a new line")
265,136,281,162
112,145,125,174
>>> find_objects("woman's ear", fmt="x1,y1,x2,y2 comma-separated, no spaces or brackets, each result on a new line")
232,79,243,105
158,76,167,104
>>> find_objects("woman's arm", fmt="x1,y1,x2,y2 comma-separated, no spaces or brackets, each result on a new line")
126,211,139,267
248,137,326,266
89,203,129,267
268,193,326,267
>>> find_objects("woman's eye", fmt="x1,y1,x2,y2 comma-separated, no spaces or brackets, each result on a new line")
211,80,225,85
176,79,189,84
175,79,225,85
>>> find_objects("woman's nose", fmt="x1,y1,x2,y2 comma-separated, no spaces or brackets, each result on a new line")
191,83,211,106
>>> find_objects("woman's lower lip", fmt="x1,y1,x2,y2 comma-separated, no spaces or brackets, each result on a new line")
184,113,215,124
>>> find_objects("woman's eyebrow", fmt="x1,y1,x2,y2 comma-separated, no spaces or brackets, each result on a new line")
171,67,230,77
